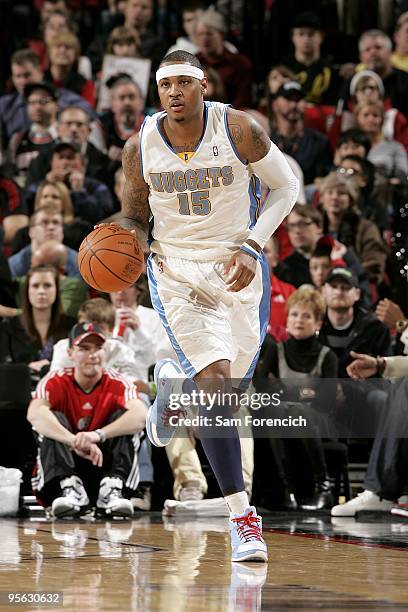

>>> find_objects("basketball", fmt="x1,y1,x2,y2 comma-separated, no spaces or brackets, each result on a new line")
78,224,144,292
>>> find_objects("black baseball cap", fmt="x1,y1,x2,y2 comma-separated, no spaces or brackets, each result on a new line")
24,81,57,101
274,80,305,101
69,322,106,347
293,11,322,30
53,140,81,155
325,267,358,288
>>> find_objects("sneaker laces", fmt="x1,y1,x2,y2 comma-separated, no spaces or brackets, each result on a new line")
231,511,262,543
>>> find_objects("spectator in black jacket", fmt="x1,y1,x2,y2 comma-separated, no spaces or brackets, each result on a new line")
275,204,371,304
270,81,332,186
320,267,391,378
25,142,114,223
26,106,116,193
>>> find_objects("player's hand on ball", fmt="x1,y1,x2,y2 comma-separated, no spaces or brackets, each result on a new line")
224,251,257,292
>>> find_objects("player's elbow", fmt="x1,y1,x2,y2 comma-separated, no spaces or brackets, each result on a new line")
283,176,300,216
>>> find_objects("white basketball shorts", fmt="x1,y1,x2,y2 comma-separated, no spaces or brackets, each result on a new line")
147,252,270,385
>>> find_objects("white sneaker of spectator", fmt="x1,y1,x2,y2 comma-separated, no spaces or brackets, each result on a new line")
331,490,394,516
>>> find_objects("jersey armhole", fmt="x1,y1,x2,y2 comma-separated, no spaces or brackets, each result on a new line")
138,116,149,181
223,106,248,166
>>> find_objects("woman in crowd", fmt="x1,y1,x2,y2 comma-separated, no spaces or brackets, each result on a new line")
45,31,96,106
336,155,389,231
354,101,408,180
342,70,408,150
0,264,75,383
105,26,142,58
257,288,338,510
319,171,387,283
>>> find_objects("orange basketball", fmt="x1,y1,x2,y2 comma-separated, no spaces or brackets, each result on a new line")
78,225,144,292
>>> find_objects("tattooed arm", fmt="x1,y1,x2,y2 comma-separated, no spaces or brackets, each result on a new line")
224,108,299,292
226,109,271,163
121,133,150,250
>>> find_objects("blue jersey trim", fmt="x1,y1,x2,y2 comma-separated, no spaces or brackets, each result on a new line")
240,245,260,261
247,174,262,229
147,255,197,378
239,253,270,390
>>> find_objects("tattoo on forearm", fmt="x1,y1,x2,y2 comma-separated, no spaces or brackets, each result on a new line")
229,123,244,145
121,137,150,244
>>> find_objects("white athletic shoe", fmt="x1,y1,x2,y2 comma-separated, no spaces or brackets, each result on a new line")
230,506,268,563
51,475,90,519
331,490,394,516
96,477,133,518
146,359,193,447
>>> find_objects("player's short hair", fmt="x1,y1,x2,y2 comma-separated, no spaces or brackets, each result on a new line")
78,298,116,330
160,50,203,71
288,203,323,227
11,49,41,68
336,129,371,156
286,287,326,321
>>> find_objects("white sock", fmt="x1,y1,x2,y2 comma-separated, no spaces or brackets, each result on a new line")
225,491,250,515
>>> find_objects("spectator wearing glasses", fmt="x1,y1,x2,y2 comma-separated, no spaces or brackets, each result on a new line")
336,155,389,231
341,71,408,151
7,82,58,186
0,50,94,152
8,205,80,278
275,204,371,303
27,106,115,192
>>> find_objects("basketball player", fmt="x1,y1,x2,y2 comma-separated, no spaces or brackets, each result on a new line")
118,50,299,562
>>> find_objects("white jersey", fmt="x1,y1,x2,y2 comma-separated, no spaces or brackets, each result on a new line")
140,101,262,261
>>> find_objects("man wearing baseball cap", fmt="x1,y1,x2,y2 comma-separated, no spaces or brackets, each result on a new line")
7,82,58,185
320,267,391,378
27,321,147,519
271,80,332,185
283,12,341,105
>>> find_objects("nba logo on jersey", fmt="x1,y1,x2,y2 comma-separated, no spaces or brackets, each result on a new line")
213,146,218,156
184,153,189,162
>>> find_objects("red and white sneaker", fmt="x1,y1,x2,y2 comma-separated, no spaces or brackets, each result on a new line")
229,506,268,563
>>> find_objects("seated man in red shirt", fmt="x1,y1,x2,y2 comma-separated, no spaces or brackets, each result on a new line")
263,237,295,342
27,322,147,519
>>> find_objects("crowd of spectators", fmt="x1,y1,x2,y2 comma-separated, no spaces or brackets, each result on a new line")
0,0,407,517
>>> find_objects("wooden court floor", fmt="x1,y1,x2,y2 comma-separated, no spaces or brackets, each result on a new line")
0,513,407,611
